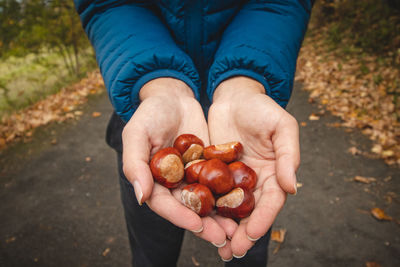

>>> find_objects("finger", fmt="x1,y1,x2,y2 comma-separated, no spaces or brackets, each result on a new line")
212,215,238,240
218,240,233,262
230,221,253,258
146,183,203,233
273,115,300,194
245,177,286,241
122,125,154,204
194,216,227,246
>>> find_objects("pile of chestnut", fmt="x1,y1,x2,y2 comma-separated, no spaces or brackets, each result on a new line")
150,134,257,219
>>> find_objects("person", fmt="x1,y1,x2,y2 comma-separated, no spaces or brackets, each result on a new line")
74,1,313,266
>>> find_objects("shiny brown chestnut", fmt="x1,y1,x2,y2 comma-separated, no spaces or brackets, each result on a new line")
203,141,243,163
150,147,184,188
173,134,204,164
185,159,206,183
229,161,257,190
216,187,255,219
181,183,215,217
198,158,234,195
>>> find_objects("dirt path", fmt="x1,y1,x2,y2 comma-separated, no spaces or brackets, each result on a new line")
0,85,399,267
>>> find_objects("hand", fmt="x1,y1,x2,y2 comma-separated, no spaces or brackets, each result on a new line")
122,78,229,246
208,76,300,260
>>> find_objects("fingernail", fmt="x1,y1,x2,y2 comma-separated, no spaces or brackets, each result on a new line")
133,180,143,205
247,235,260,242
221,256,233,262
191,226,203,233
294,182,298,195
233,251,247,259
212,239,226,248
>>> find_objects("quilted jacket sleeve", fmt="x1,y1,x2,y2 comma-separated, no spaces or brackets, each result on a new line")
207,0,312,108
74,0,201,122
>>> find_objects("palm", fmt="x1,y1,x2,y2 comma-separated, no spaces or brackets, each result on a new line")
208,92,298,257
123,94,228,245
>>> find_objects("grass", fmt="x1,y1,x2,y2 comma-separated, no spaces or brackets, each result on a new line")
0,48,97,119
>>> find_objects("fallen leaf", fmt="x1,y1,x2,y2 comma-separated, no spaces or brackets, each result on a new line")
326,122,342,128
271,229,286,243
371,208,392,221
308,114,320,121
92,111,101,118
6,236,16,243
102,248,110,257
371,144,382,154
74,110,83,116
354,176,377,184
191,256,200,266
85,157,91,162
296,182,303,188
366,262,382,267
271,229,288,254
300,122,307,127
382,150,394,157
50,139,57,145
348,147,361,155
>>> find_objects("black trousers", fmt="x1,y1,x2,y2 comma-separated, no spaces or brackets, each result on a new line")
109,112,271,267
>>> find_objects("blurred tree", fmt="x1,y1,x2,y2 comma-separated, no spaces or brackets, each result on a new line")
0,0,90,77
0,0,23,55
312,0,400,55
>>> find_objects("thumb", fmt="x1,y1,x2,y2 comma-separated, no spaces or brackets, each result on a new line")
272,115,300,195
122,125,154,205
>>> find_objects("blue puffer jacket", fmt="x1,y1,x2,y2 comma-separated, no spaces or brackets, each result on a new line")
74,0,312,122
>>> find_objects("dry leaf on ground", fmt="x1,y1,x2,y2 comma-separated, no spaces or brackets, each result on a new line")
5,236,16,243
348,146,362,155
308,114,320,121
366,262,382,267
371,208,392,221
102,248,110,257
271,229,286,243
191,256,200,266
92,111,102,118
354,176,377,184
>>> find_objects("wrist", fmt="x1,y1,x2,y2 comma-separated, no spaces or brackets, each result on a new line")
212,76,265,103
139,78,195,101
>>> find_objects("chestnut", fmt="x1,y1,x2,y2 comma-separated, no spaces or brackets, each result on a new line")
173,134,204,164
216,187,255,219
198,158,234,195
203,141,243,163
181,183,215,217
228,161,257,190
150,147,184,188
185,159,206,183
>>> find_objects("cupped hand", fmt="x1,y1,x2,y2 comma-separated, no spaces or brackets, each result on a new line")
122,78,233,246
208,76,300,260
